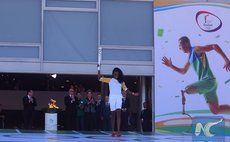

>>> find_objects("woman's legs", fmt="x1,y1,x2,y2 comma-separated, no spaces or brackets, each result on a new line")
111,109,122,137
116,109,121,134
111,111,116,136
109,95,122,136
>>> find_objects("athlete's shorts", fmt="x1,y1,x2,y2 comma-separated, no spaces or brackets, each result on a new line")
109,94,122,111
191,78,218,103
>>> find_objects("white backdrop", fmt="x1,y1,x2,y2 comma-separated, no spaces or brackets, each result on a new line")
154,3,230,121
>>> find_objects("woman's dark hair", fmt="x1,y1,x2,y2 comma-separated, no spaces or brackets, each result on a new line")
112,67,124,84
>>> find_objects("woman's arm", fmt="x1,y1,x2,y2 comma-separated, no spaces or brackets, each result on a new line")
122,82,139,96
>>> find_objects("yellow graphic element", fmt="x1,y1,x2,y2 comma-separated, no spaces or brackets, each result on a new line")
48,99,59,109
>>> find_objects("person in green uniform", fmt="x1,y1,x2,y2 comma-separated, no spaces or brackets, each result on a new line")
162,36,230,114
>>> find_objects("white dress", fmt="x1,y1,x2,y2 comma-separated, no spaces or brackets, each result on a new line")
99,77,128,111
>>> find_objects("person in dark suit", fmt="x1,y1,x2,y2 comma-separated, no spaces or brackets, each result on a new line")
84,89,96,131
64,88,77,130
121,91,130,131
101,96,111,131
140,101,152,132
23,90,37,129
95,94,103,131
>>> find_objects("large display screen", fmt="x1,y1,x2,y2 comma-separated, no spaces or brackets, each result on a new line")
154,1,230,134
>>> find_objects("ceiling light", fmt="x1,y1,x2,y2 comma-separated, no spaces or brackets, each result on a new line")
51,74,57,78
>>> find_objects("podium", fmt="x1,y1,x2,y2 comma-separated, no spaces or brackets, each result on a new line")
45,113,57,131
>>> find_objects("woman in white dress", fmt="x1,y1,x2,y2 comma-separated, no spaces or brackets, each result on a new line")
98,67,138,137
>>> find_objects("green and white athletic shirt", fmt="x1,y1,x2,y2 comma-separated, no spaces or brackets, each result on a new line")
189,47,218,102
189,47,215,80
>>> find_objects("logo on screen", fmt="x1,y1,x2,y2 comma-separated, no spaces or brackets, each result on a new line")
192,116,225,142
196,11,222,32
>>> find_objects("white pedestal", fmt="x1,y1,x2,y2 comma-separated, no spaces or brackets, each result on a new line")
45,113,57,131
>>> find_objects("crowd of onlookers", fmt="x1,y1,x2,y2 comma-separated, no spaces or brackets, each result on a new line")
22,87,152,132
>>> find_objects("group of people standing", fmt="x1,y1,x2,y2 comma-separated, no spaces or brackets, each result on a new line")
63,88,136,132
63,66,152,136
22,67,152,137
64,88,112,131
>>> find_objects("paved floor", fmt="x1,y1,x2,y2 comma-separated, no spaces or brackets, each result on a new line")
0,129,228,142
